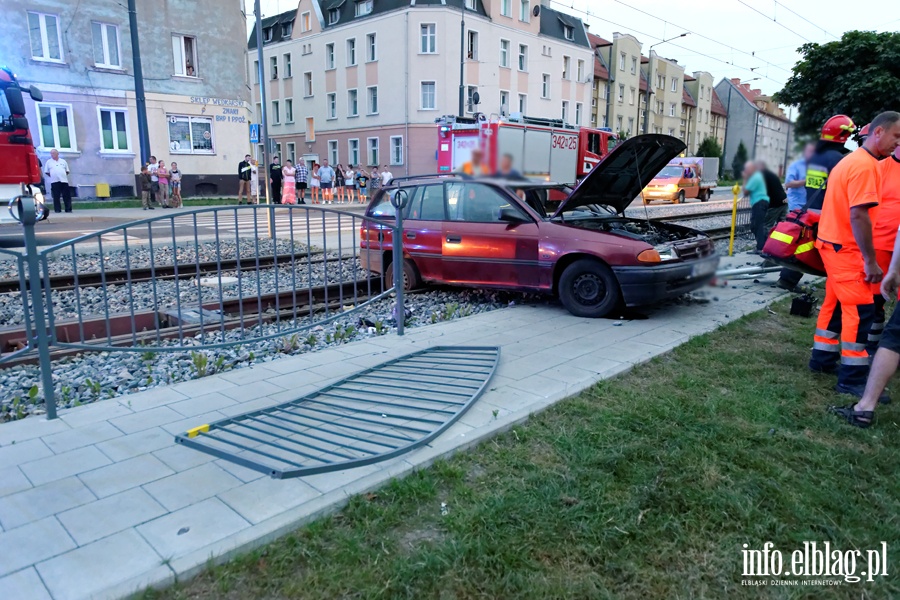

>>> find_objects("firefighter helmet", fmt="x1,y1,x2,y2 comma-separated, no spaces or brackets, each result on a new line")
821,115,856,143
857,123,871,141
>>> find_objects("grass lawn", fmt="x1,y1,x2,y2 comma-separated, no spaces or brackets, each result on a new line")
72,198,247,210
143,296,900,599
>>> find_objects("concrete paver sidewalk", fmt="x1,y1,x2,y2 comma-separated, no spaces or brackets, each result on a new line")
0,255,792,600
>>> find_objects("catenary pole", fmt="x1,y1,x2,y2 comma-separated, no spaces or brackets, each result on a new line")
127,0,150,165
254,0,274,238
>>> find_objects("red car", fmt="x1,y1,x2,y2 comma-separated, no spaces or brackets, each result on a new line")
360,135,719,318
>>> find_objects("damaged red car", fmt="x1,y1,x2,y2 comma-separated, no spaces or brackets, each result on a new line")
360,134,719,318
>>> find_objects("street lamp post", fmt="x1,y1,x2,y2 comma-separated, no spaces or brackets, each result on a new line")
254,0,275,238
643,33,688,137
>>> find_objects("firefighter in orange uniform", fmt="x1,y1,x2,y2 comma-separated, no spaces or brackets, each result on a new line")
459,148,490,176
809,113,894,397
868,133,900,353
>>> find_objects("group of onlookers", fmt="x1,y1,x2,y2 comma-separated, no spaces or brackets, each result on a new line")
139,155,182,210
244,155,394,205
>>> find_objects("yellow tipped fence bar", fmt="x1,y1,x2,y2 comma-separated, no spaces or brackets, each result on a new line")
729,183,741,256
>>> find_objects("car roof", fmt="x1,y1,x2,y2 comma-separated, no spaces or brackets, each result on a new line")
386,175,569,188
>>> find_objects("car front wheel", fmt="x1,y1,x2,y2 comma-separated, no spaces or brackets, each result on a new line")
558,259,621,318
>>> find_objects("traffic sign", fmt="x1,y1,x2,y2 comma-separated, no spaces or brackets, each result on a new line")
249,123,260,144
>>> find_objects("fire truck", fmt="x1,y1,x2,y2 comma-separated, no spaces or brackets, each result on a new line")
0,67,45,224
435,114,616,184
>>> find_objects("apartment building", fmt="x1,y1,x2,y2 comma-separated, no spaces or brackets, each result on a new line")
589,32,644,137
248,0,594,176
715,77,794,176
0,0,252,197
641,52,685,139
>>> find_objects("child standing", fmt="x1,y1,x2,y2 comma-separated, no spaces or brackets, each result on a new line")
169,162,182,208
139,166,154,210
355,168,369,204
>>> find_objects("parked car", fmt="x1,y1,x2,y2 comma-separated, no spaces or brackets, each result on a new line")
642,157,719,204
360,135,719,318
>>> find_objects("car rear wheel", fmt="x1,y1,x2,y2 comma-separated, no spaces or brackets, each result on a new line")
677,190,686,204
385,258,421,292
700,189,711,202
558,259,621,318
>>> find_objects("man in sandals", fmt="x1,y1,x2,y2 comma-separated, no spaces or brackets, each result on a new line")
830,112,900,427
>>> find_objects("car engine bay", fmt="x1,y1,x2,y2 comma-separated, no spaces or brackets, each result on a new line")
562,217,708,245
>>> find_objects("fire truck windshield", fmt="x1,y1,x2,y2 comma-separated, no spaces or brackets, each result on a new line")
0,93,11,130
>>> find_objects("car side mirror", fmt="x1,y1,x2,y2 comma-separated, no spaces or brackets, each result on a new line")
498,206,528,224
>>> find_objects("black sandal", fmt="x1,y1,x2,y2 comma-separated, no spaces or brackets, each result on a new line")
828,404,874,428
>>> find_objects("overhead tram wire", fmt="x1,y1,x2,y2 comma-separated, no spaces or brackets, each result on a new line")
773,0,840,39
548,0,783,86
734,0,815,43
606,0,792,75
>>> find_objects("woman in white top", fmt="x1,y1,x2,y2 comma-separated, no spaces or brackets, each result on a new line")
249,160,259,204
310,164,321,204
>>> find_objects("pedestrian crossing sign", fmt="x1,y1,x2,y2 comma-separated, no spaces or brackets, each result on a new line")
249,123,260,144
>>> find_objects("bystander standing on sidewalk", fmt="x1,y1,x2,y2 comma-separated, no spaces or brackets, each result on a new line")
156,159,170,208
148,156,159,206
237,154,253,205
335,164,346,203
282,160,297,205
249,159,260,203
169,162,182,208
759,161,788,230
346,165,358,202
785,143,815,211
270,156,283,204
44,148,72,213
310,163,320,204
381,166,393,187
743,161,770,252
139,165,154,210
319,160,336,204
295,161,308,204
356,168,370,204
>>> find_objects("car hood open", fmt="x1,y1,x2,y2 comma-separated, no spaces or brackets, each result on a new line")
554,134,687,216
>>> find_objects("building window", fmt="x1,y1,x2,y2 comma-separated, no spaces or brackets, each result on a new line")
355,0,373,17
518,93,527,113
501,0,511,16
390,136,403,165
518,44,527,71
619,52,625,71
172,34,198,77
282,21,293,38
347,39,357,65
300,12,311,32
253,60,260,83
329,10,340,25
630,56,637,75
367,137,379,166
542,45,552,57
668,127,675,136
577,59,585,81
657,74,664,89
36,103,75,150
284,53,292,77
561,101,568,123
421,81,436,110
699,85,704,99
629,87,635,105
366,33,377,61
465,0,477,9
285,98,294,123
27,12,63,62
467,30,479,60
562,56,571,79
420,24,436,53
500,90,509,114
271,100,280,124
499,39,510,67
541,74,550,99
627,117,634,135
91,22,120,68
305,117,315,141
328,140,339,165
348,139,360,165
303,72,313,97
167,115,213,154
275,142,282,159
520,0,530,22
671,77,677,92
269,56,278,79
669,102,676,117
348,89,359,116
617,85,624,102
327,93,336,119
466,86,478,113
575,102,582,125
263,27,273,43
325,43,335,69
367,86,378,114
563,25,573,40
95,108,130,154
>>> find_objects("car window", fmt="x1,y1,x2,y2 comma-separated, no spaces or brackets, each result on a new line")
407,184,445,220
367,189,396,218
445,183,527,223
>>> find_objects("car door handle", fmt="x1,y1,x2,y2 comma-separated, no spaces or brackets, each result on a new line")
446,235,462,244
405,231,416,239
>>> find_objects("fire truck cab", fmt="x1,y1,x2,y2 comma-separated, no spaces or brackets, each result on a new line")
436,114,615,184
0,66,45,224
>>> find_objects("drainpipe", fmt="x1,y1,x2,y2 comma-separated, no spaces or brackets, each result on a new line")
458,4,465,117
405,10,410,176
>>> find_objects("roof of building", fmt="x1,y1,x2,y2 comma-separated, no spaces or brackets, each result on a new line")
538,5,590,47
639,70,648,93
247,8,296,50
727,78,791,123
587,32,613,48
684,74,696,82
710,88,728,116
682,86,696,107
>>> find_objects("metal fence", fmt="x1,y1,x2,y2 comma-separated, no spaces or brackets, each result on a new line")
0,195,406,419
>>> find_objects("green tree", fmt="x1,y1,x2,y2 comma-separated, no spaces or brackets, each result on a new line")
731,141,748,180
775,30,900,138
697,136,722,159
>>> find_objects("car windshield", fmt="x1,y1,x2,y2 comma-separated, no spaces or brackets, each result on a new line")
511,184,614,219
655,165,683,179
0,91,11,131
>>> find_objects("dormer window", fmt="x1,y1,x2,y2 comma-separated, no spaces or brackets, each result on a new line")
282,22,293,37
563,25,574,40
263,27,273,42
465,0,476,9
355,0,373,17
329,9,340,25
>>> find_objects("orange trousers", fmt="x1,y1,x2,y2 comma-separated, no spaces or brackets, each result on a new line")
809,243,875,387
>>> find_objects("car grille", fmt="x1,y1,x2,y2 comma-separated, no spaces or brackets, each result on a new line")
674,238,715,260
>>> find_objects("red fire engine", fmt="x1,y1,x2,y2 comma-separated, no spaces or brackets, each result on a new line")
435,114,616,183
0,66,45,224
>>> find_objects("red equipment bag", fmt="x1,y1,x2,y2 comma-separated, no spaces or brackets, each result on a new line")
761,208,826,276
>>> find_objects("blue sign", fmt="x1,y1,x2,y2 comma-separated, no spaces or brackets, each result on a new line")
249,123,260,144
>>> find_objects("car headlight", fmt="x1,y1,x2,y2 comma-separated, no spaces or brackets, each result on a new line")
665,184,679,192
638,245,678,263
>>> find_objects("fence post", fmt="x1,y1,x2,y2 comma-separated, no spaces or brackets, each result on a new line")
19,196,57,419
728,183,740,257
391,192,405,336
